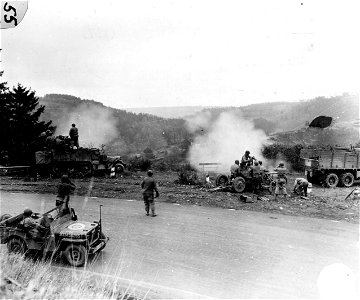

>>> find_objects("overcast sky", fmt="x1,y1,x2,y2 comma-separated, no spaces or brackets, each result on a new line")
1,0,358,108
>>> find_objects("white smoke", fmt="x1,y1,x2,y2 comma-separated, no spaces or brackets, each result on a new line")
54,103,118,148
187,111,268,173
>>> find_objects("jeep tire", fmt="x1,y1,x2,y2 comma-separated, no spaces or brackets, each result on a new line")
7,237,27,255
64,244,87,267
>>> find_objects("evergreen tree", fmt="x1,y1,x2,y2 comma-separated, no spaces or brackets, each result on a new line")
0,84,54,165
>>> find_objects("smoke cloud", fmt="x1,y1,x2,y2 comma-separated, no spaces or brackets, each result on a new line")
187,111,268,173
54,103,118,148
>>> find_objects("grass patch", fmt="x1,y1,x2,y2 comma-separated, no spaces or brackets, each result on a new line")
0,249,142,299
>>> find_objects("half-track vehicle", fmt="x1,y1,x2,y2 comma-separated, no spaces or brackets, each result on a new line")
300,146,360,187
0,205,109,267
35,135,126,177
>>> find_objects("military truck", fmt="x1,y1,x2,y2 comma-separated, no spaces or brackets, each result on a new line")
0,205,109,267
300,147,360,187
35,137,126,177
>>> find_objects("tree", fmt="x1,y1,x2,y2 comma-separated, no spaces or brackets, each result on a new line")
0,84,54,165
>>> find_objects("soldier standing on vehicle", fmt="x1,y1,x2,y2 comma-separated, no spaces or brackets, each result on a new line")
56,175,76,214
141,170,159,217
69,123,79,148
241,150,253,169
230,160,240,178
293,177,309,197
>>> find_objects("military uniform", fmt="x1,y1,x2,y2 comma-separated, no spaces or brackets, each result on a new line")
274,165,287,199
69,126,79,148
141,174,159,216
293,178,309,197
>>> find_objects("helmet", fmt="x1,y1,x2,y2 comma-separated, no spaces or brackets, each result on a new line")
61,174,70,183
254,161,259,166
23,208,33,217
235,160,239,164
258,160,263,165
147,170,153,176
245,150,250,155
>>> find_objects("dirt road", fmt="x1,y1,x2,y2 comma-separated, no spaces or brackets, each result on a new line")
0,192,358,298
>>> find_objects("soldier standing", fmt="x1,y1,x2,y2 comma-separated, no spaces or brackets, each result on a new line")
69,123,79,148
250,161,262,193
141,170,159,217
274,162,288,200
230,160,240,178
56,175,76,215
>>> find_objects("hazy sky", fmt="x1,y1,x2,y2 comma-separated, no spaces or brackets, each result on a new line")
1,0,358,108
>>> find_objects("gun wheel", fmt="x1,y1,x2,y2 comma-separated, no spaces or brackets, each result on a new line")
64,244,87,267
232,177,246,193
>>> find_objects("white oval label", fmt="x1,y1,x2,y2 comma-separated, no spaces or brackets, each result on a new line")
68,223,85,230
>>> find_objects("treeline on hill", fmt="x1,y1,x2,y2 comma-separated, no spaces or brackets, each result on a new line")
39,94,193,169
0,77,54,165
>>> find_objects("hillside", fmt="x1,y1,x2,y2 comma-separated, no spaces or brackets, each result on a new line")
125,106,208,119
39,93,359,160
39,94,191,156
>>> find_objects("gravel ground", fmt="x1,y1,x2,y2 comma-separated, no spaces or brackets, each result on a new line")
0,171,359,223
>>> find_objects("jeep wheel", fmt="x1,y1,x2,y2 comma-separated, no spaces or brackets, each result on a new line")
64,244,87,267
325,173,339,188
215,174,228,187
340,172,355,187
232,177,246,193
7,238,27,255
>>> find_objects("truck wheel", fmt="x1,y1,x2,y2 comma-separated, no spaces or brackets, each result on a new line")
0,214,12,222
7,237,27,255
215,174,228,187
325,173,339,188
64,244,87,267
232,177,246,193
340,172,355,187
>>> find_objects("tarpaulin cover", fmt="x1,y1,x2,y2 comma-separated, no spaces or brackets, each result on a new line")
309,116,333,128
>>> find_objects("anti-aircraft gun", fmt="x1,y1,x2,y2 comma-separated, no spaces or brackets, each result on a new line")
35,135,126,177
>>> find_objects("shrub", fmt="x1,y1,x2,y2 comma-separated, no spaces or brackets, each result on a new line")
262,143,304,171
177,163,199,185
127,156,151,171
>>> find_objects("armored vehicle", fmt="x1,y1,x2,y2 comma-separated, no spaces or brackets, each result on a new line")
35,136,126,177
300,146,360,187
0,205,109,267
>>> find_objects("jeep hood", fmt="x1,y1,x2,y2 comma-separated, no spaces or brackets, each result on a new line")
54,220,99,236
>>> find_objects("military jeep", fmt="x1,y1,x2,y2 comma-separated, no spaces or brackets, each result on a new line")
0,205,109,267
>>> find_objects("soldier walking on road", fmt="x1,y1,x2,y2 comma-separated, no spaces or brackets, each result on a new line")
141,170,159,217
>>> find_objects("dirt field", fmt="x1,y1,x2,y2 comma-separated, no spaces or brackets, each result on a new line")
0,171,359,223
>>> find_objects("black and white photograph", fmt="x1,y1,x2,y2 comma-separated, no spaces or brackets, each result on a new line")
0,0,359,298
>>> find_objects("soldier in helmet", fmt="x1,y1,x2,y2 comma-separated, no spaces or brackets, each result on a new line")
20,208,49,238
141,169,159,217
56,175,76,215
241,150,253,169
274,162,288,200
